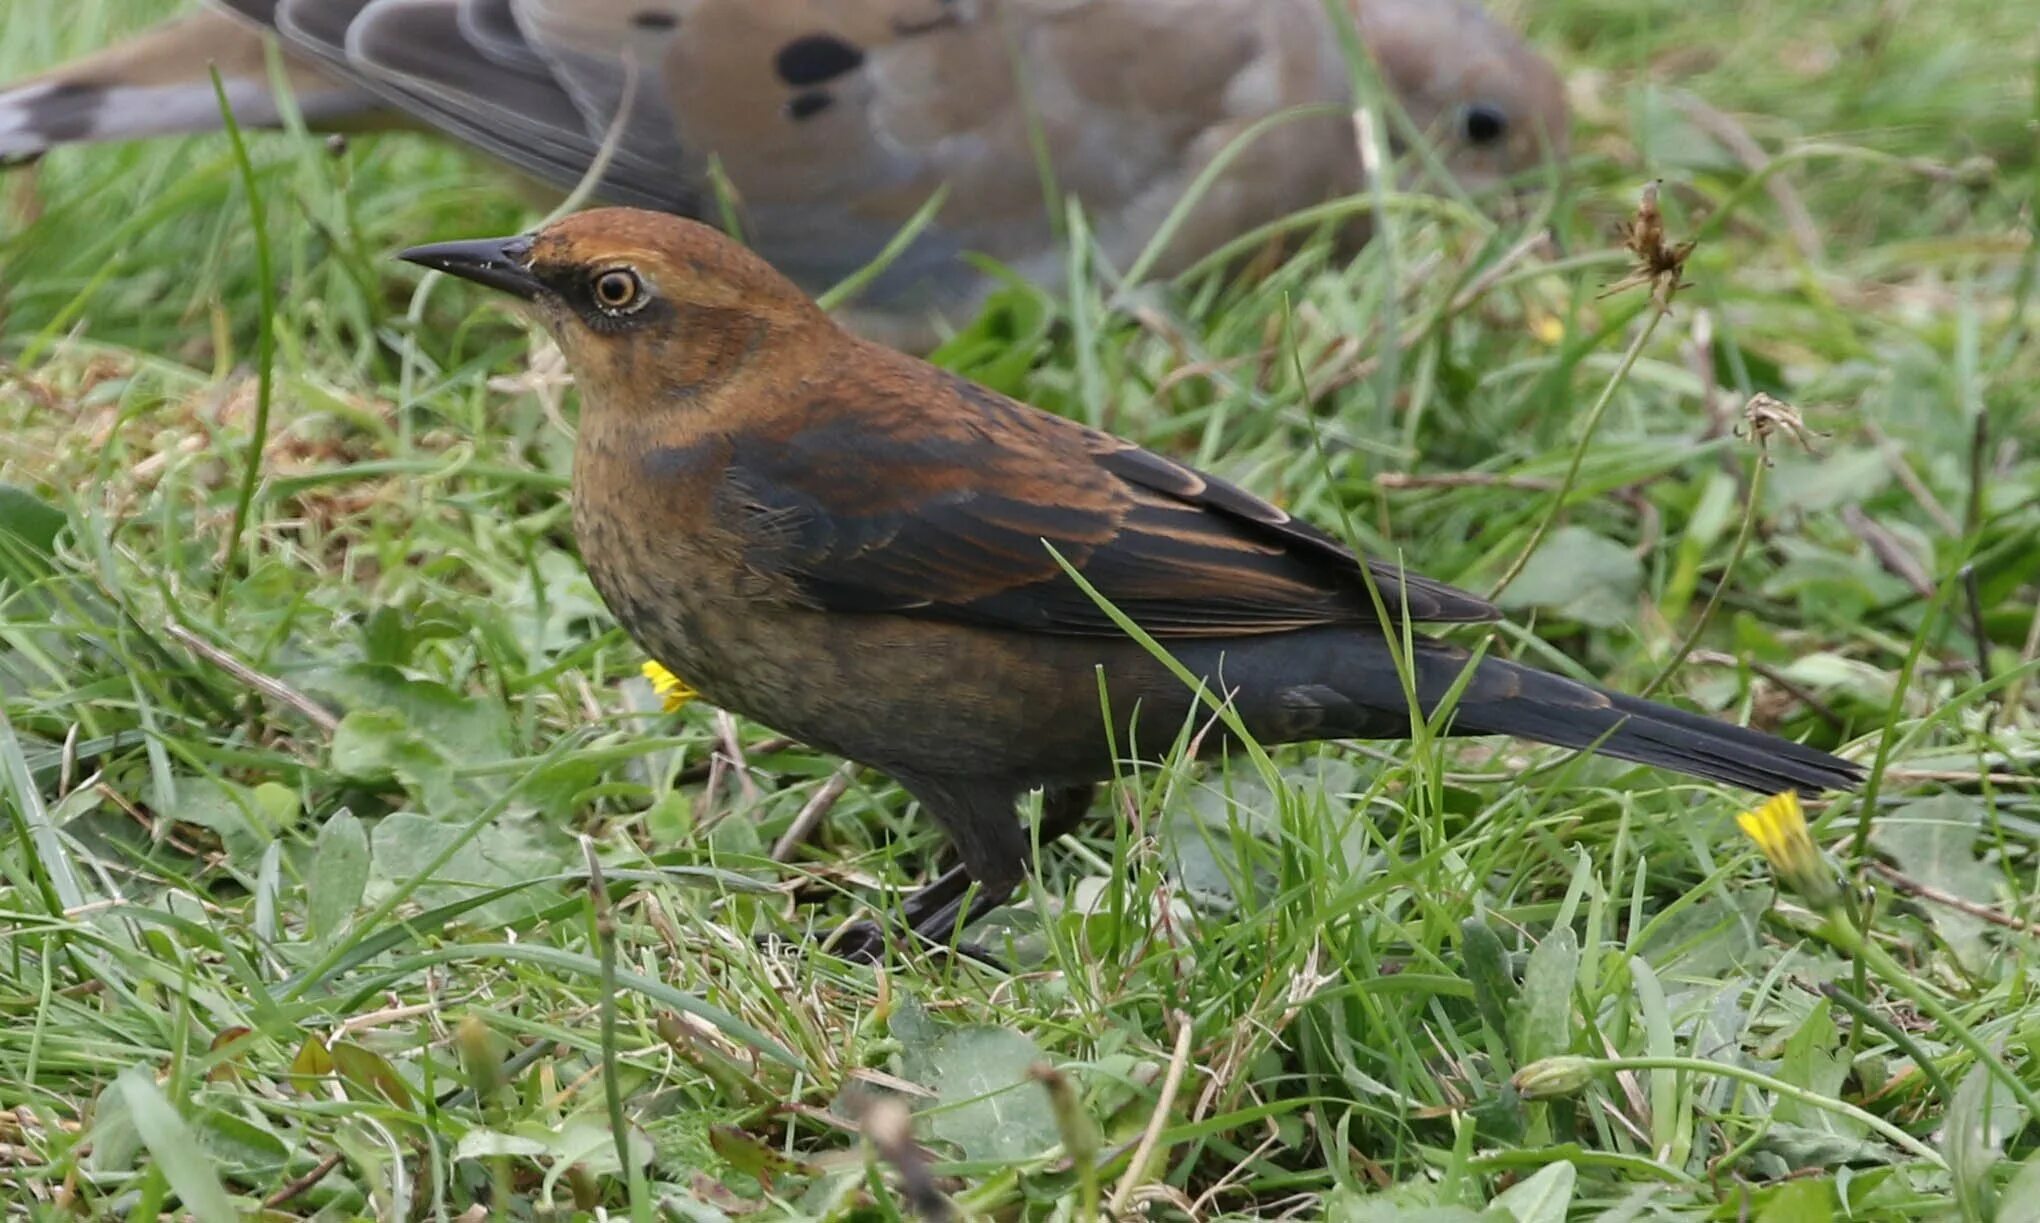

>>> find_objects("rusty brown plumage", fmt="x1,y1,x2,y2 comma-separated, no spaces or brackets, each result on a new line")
403,207,1862,961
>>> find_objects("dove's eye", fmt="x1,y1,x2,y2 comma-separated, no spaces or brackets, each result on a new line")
592,267,647,313
1463,104,1510,146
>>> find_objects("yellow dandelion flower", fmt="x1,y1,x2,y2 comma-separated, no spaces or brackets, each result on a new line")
1735,791,1841,911
641,661,699,713
1529,313,1566,346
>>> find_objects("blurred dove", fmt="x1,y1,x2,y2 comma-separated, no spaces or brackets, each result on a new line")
1,1,1567,344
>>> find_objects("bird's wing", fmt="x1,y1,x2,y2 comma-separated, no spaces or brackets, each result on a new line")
717,369,1498,637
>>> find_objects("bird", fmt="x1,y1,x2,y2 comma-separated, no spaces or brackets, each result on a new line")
398,207,1863,961
3,0,1569,349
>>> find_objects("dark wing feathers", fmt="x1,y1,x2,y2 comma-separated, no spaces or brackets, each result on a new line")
1089,439,1500,625
720,375,1501,638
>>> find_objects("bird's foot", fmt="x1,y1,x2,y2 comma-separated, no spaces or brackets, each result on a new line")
818,917,889,964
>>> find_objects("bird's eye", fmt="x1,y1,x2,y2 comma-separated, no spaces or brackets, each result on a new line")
591,268,646,313
1462,104,1509,146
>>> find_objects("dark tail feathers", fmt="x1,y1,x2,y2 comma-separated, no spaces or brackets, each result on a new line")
1418,641,1863,796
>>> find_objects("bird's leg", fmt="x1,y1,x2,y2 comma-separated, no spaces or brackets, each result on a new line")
826,782,1099,963
888,782,1099,947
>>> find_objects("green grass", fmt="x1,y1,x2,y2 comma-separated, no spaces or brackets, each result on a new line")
2,0,2038,1218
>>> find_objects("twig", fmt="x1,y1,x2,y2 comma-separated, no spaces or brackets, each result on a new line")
1375,472,1556,492
1669,92,1825,263
1492,181,1691,604
209,67,278,610
1484,300,1664,601
1961,565,1995,729
1840,506,1935,597
1865,861,2036,934
166,623,340,735
336,1002,440,1039
1862,422,1962,536
854,1094,954,1221
716,711,758,805
263,1151,346,1209
1882,768,2037,787
1640,448,1765,699
771,764,856,863
582,835,644,1206
1966,411,1990,542
1819,983,1956,1113
1685,649,1847,731
674,736,793,786
1110,1011,1194,1216
2004,596,2040,714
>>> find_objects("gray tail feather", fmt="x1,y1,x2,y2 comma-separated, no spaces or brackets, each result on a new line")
0,13,378,164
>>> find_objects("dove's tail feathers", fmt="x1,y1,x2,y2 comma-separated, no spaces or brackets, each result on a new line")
0,9,380,164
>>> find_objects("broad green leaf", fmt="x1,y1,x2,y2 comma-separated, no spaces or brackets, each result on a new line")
896,1014,1060,1163
368,809,574,926
1776,1004,1854,1134
1753,1177,1841,1222
454,1128,553,1160
1872,795,2000,971
118,1067,239,1223
1327,1182,1484,1223
310,664,515,762
1766,447,1891,515
309,809,371,941
331,709,459,814
453,1116,653,1178
315,665,516,813
1516,926,1578,1065
1485,1159,1575,1222
152,774,285,866
1944,1059,2022,1220
2001,1148,2040,1221
198,1110,290,1178
1460,917,1518,1058
0,482,66,583
330,1040,415,1109
1496,526,1642,628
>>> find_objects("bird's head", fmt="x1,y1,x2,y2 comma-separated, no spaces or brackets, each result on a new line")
400,207,825,407
1352,0,1569,193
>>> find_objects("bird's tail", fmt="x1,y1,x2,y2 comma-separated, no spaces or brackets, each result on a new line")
0,9,378,164
1404,639,1862,796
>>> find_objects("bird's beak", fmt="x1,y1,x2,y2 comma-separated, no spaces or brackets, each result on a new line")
398,235,543,300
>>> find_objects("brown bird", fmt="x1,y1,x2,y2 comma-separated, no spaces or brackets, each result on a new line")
400,207,1861,959
4,0,1568,349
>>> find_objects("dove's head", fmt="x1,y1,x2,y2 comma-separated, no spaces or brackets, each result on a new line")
400,208,825,405
1353,0,1569,191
